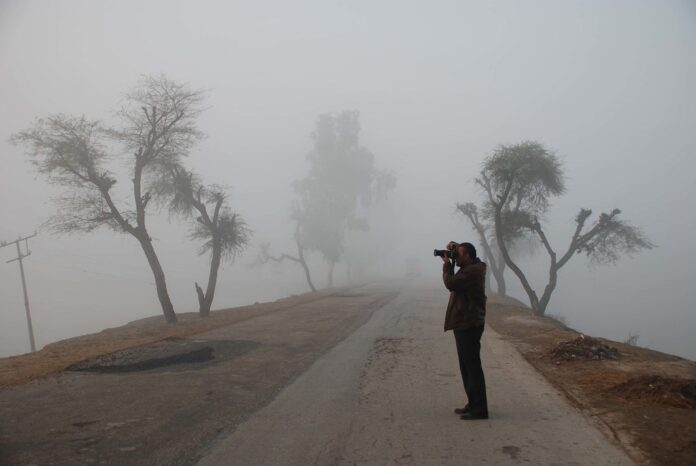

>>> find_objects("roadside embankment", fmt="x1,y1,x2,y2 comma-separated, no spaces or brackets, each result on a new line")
486,294,696,466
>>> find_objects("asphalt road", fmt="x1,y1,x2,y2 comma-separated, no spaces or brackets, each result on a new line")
197,285,634,466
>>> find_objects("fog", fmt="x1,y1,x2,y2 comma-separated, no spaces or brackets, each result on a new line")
1,0,695,360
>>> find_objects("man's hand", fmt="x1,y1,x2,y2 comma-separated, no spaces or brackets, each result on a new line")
442,242,456,263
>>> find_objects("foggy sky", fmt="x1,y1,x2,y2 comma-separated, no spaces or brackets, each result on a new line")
1,0,695,359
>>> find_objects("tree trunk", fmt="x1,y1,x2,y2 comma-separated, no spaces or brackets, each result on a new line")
494,225,539,312
493,257,507,296
496,260,507,296
533,224,560,316
535,263,558,316
327,260,336,288
300,258,316,292
484,257,492,293
198,241,222,317
537,286,554,315
492,269,506,296
295,238,316,292
195,282,205,312
138,235,177,323
463,211,506,297
131,152,176,323
492,186,540,313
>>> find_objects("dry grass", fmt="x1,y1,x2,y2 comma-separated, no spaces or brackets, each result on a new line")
609,375,696,410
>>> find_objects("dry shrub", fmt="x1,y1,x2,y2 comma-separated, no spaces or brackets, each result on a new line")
609,375,696,410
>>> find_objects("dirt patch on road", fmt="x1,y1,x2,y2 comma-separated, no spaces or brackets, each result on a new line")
486,295,696,466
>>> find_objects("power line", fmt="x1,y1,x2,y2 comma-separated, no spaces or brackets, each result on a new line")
1,232,38,352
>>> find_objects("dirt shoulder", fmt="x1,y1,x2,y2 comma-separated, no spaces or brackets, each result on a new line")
486,294,696,466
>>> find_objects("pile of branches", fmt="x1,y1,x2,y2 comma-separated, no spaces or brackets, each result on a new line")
551,335,619,361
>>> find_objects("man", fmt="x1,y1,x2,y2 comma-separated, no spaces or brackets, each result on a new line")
440,241,488,420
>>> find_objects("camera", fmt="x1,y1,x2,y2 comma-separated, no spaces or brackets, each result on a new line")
433,248,458,259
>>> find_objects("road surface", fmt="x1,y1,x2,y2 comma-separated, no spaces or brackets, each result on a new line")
0,285,634,465
197,285,632,465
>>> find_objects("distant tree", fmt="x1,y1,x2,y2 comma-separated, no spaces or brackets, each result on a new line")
478,141,654,315
292,110,395,288
11,76,205,323
624,333,640,346
162,167,251,317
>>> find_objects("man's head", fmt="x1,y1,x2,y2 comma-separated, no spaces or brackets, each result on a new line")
455,242,477,267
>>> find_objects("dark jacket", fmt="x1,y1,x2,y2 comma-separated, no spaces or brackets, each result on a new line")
442,260,487,331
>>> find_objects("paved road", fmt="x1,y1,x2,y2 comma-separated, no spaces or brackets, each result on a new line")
197,286,634,466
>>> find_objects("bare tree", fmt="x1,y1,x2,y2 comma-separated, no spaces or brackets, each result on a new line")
478,141,654,315
11,76,205,323
163,167,251,316
258,238,317,292
258,204,316,292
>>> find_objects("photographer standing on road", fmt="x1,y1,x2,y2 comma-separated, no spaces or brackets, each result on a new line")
439,241,489,420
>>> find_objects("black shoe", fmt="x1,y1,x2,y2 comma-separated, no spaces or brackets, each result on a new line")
460,412,488,420
453,405,470,415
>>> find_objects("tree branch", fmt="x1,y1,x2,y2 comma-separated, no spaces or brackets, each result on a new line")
556,208,592,269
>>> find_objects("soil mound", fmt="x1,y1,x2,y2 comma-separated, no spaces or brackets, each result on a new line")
609,375,696,410
551,335,619,361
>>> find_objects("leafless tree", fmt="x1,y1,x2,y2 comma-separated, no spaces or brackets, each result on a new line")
257,205,316,292
11,75,205,323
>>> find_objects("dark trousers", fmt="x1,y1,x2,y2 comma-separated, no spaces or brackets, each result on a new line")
453,326,488,415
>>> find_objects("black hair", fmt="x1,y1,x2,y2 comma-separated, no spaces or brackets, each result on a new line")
459,242,477,260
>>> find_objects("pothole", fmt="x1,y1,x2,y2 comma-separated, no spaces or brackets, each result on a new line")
68,338,259,373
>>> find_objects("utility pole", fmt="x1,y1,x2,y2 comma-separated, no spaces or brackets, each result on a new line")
1,232,38,352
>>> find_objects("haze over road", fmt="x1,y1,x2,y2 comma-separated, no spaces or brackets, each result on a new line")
199,285,633,465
